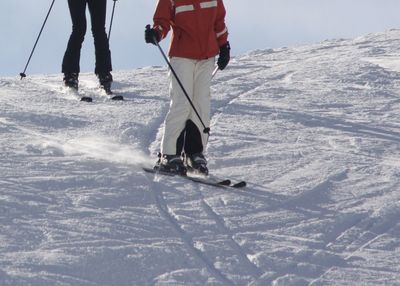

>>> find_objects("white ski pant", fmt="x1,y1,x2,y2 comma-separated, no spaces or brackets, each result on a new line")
161,57,215,155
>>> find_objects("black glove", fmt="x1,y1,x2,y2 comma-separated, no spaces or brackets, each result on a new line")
217,42,230,70
145,25,160,45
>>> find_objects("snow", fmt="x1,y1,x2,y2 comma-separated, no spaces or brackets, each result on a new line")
1,30,400,285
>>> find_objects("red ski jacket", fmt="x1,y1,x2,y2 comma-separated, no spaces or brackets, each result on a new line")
152,0,229,60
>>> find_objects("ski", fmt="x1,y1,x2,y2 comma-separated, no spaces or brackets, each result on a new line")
100,86,124,101
185,168,246,188
142,167,246,189
63,86,93,102
110,94,124,101
80,95,93,102
64,86,123,102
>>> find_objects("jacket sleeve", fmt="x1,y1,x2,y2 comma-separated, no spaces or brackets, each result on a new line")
153,0,174,41
215,0,228,47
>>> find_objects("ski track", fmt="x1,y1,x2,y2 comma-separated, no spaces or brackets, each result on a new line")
146,177,236,285
2,31,400,285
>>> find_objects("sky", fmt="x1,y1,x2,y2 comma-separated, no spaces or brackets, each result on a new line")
1,0,400,77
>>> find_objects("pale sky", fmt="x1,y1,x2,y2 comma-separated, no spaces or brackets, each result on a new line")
1,0,400,76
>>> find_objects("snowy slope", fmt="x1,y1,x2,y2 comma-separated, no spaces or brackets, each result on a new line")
1,30,400,286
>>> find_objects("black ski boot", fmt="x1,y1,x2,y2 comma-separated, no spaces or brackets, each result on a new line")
184,153,208,175
63,73,79,90
98,72,123,100
155,154,187,176
98,72,113,94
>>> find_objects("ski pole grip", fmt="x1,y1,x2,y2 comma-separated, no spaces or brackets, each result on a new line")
146,24,159,44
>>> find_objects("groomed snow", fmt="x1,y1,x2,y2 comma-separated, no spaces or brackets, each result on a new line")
1,30,400,285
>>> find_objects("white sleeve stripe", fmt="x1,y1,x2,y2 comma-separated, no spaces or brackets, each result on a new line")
216,27,228,38
175,4,194,14
176,1,218,15
200,1,218,9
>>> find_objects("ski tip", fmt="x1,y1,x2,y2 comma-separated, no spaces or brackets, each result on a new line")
218,179,231,186
232,181,247,188
80,96,93,102
111,95,124,101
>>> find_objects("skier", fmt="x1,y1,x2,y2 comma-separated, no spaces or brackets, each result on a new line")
145,0,230,175
62,0,113,93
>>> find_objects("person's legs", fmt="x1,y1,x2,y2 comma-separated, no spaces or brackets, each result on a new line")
179,58,214,174
87,0,112,75
161,57,196,156
187,57,214,154
62,0,87,74
176,119,202,155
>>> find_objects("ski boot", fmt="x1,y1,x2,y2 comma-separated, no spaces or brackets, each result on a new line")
184,153,208,175
155,153,187,176
63,73,79,90
98,72,113,94
98,72,123,100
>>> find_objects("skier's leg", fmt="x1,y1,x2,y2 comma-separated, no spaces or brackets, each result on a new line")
62,0,87,74
161,57,196,155
87,0,112,75
182,120,203,154
187,57,214,153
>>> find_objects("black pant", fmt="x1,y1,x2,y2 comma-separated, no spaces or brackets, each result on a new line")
176,120,203,156
62,0,112,74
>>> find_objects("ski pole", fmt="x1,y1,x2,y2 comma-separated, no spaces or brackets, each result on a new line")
108,0,118,41
20,0,56,80
211,65,219,79
146,25,210,134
